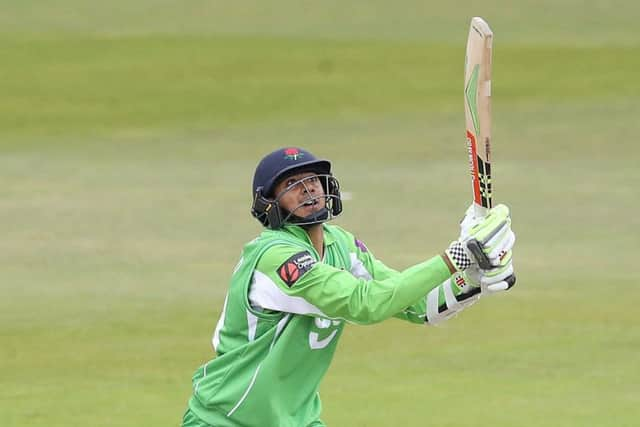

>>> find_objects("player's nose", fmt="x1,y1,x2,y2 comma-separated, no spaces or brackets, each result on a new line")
302,181,316,193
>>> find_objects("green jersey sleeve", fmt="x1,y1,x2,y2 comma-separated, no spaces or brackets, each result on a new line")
249,243,450,325
347,237,430,324
346,236,482,325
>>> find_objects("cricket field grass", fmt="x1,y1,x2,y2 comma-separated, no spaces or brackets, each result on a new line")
1,1,639,426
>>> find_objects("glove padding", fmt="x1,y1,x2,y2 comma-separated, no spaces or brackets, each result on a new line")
426,252,515,325
461,251,516,293
445,204,515,271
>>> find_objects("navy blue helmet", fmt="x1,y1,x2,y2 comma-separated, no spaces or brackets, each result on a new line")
251,147,342,229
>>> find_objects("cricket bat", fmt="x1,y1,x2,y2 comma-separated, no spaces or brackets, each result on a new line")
464,17,493,219
464,17,497,270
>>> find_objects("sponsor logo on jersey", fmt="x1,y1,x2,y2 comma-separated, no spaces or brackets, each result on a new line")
309,317,342,350
283,148,304,161
277,251,316,286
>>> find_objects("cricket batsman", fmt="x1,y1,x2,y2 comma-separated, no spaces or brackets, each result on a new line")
181,147,517,427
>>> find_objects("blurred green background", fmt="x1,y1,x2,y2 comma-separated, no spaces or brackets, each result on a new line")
1,1,638,426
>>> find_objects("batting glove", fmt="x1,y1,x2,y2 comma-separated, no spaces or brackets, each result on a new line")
444,204,515,271
461,250,516,293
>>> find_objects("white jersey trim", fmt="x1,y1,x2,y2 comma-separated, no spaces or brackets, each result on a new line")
246,309,258,342
248,270,328,317
212,293,229,352
270,314,291,350
349,253,372,280
227,314,292,416
227,363,262,417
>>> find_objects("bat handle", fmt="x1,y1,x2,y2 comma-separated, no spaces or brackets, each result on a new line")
474,203,489,218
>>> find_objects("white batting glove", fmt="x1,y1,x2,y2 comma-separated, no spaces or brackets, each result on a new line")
445,204,515,271
461,250,516,293
459,204,481,240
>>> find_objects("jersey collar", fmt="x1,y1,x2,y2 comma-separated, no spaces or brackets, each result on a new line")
281,224,336,247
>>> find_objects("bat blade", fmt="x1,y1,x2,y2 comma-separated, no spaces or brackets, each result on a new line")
464,16,493,218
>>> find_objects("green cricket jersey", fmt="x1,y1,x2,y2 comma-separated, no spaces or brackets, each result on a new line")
186,224,452,427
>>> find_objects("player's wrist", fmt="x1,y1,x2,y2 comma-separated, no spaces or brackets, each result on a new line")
441,252,457,274
443,241,473,272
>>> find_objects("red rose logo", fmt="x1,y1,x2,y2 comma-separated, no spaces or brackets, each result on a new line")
283,148,303,160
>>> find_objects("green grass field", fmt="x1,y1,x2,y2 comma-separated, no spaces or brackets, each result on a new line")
1,2,639,426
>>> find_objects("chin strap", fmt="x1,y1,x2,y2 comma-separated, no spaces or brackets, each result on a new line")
284,207,330,226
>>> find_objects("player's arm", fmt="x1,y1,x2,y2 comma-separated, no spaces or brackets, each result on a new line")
351,205,516,324
346,237,427,324
249,244,451,325
352,244,480,325
250,206,514,325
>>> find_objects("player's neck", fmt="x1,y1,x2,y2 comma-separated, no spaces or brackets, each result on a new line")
305,224,324,260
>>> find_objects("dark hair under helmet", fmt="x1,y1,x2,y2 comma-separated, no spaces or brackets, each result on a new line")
251,147,342,229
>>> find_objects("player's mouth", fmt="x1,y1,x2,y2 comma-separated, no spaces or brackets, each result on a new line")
297,198,322,215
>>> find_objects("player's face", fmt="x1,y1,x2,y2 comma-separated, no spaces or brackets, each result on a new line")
273,172,326,217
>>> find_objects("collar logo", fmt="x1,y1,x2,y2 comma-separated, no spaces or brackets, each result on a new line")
284,148,304,160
